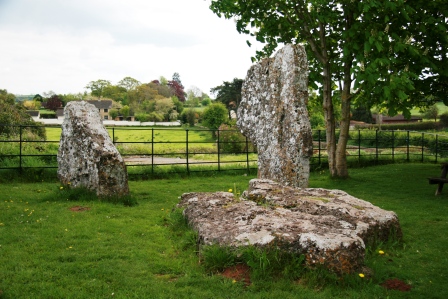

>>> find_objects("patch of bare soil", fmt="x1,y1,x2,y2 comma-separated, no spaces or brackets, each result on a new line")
221,264,251,286
381,278,412,292
69,206,91,212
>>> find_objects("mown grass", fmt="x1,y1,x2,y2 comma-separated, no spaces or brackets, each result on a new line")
1,163,447,298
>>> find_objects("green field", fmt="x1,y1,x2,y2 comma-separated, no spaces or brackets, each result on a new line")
0,164,447,298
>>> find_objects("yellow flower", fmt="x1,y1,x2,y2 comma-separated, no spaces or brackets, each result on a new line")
359,273,365,278
378,250,385,255
228,189,233,193
60,186,63,190
232,279,237,283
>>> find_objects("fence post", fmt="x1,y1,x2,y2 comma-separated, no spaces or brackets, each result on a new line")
151,128,154,175
112,128,115,145
392,130,395,162
421,132,425,162
407,131,410,162
435,134,439,163
186,129,190,174
245,136,250,174
358,129,361,163
318,130,321,165
375,130,379,162
217,129,221,172
19,125,23,172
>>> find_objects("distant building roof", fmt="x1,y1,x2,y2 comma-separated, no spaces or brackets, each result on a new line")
86,100,113,109
372,114,422,124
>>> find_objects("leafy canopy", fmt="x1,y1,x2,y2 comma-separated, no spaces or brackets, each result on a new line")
210,0,448,115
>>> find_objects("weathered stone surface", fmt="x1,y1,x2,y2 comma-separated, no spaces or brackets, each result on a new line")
57,101,129,197
178,179,402,274
237,44,313,188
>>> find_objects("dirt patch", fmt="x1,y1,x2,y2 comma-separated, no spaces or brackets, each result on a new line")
221,264,251,286
381,278,412,292
69,206,91,212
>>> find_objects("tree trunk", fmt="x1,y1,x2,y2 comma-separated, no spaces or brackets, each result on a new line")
322,63,337,177
335,41,353,178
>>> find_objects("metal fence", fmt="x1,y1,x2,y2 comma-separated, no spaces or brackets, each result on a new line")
1,124,448,174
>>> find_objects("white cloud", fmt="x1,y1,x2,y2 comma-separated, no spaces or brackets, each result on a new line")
0,0,265,96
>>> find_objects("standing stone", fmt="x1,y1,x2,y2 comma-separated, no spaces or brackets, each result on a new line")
237,44,313,188
57,101,129,197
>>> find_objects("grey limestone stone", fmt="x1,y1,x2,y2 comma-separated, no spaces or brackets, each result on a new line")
178,179,402,274
57,101,129,197
237,44,313,188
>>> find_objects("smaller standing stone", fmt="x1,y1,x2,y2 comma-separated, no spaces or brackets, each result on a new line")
57,101,129,197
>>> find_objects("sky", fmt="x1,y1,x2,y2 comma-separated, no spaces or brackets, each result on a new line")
0,0,264,97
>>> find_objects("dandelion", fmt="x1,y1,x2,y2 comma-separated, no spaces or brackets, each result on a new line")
378,250,385,255
60,186,64,190
232,279,237,283
359,273,365,278
228,189,233,193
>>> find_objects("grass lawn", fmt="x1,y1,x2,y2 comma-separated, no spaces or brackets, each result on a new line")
1,164,447,298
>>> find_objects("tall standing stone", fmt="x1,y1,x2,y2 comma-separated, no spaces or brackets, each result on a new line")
57,101,130,197
237,44,313,187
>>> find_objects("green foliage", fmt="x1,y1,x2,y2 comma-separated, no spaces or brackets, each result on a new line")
201,98,211,106
181,108,198,127
210,0,448,177
440,112,448,127
422,104,440,121
109,108,119,120
218,123,255,154
0,94,46,139
210,78,243,111
147,112,164,122
120,105,130,119
355,122,442,131
202,102,228,131
85,79,111,99
309,113,325,129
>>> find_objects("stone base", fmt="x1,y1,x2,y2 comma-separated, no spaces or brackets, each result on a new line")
178,179,402,274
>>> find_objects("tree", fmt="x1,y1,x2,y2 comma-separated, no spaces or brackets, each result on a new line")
210,0,448,178
184,108,197,127
102,85,127,103
155,98,175,121
168,73,186,102
0,90,45,139
23,100,41,110
118,76,141,91
120,105,130,119
202,102,229,133
210,78,244,113
0,89,16,105
109,109,119,120
148,81,173,98
45,95,63,111
85,79,111,99
33,94,43,102
422,104,440,121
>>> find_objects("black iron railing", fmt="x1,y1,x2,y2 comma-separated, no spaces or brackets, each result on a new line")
1,124,448,174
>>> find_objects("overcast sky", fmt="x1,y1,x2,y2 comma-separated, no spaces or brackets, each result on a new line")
0,0,264,97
